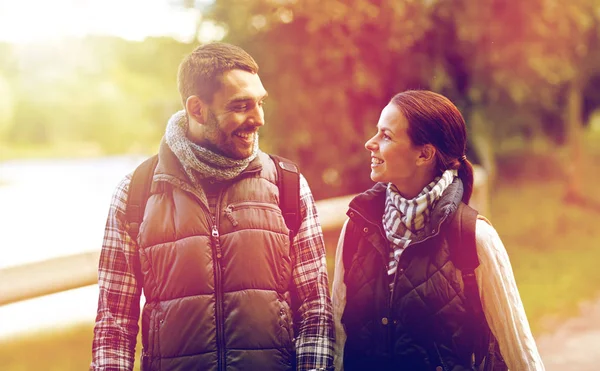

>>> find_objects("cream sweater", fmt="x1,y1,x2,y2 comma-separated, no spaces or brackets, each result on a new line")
332,216,546,371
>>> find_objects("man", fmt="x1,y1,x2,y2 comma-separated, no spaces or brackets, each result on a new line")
91,42,334,371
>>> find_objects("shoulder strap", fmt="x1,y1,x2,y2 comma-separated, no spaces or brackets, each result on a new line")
269,154,302,238
341,218,359,282
125,154,158,242
449,203,508,370
126,154,301,239
448,202,483,318
449,202,479,272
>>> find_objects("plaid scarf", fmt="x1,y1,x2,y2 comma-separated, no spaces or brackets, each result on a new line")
165,110,259,186
382,169,456,278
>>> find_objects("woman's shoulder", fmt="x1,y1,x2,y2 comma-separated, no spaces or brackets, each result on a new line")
475,215,510,262
475,215,498,239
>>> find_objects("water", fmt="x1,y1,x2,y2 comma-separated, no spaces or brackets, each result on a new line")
0,156,148,339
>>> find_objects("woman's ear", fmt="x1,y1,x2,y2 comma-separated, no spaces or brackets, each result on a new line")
417,144,436,166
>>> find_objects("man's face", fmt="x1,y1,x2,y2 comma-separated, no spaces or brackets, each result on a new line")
201,69,268,159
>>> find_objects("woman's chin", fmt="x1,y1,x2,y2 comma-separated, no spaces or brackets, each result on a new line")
370,171,384,183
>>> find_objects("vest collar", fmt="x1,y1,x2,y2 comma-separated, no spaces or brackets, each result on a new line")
348,178,465,240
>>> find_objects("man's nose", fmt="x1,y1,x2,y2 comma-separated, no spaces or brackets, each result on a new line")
248,103,265,127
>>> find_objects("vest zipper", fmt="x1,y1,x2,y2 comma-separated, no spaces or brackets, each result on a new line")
211,201,226,371
434,342,449,371
389,271,397,357
349,207,397,357
348,207,389,272
394,216,448,272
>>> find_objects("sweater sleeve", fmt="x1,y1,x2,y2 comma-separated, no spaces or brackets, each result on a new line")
332,219,349,371
474,217,546,371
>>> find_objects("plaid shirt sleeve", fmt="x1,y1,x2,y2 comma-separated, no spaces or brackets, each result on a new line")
91,174,142,371
293,174,335,371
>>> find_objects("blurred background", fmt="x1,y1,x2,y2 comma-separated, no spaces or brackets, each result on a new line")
1,0,600,369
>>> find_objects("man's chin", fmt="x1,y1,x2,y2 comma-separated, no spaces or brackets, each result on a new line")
227,146,254,160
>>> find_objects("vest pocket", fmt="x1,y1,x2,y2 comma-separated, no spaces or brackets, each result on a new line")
223,201,287,231
225,201,282,213
148,309,164,363
278,299,295,351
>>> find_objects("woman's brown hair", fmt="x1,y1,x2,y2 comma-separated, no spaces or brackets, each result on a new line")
390,90,474,204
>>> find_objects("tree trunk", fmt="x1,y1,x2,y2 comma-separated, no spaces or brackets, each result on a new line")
469,105,497,185
468,104,495,218
564,80,584,203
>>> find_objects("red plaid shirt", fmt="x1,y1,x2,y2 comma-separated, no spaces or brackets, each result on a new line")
91,172,334,371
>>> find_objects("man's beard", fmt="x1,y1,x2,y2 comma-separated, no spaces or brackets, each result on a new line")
201,109,256,160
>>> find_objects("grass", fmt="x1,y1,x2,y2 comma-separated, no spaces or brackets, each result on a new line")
0,322,143,371
2,151,600,370
489,155,600,333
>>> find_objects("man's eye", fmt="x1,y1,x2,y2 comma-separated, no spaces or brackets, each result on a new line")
382,133,390,140
233,104,248,112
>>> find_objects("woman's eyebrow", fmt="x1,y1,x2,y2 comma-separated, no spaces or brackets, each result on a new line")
377,125,394,135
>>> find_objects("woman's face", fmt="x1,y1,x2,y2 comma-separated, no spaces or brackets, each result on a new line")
365,103,422,187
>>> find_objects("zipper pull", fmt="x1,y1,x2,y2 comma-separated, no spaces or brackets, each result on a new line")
224,205,239,227
211,224,222,259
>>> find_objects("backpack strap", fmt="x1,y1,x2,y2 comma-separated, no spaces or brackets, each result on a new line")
448,202,480,315
126,154,302,239
448,203,507,370
269,154,302,239
125,154,158,242
341,218,359,282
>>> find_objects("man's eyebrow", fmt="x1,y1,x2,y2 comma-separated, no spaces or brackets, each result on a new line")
226,92,269,105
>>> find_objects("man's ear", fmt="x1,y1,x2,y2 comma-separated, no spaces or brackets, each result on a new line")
417,144,436,166
185,95,206,124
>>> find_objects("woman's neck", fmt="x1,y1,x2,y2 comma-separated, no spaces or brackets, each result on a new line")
393,168,440,200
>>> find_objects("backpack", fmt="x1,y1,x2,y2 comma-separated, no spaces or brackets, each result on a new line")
448,203,507,371
343,202,507,371
125,153,302,243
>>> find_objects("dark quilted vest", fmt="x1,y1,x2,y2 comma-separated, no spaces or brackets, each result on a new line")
136,143,295,371
341,180,480,371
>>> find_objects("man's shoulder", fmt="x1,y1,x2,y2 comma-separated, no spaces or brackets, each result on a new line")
113,173,132,198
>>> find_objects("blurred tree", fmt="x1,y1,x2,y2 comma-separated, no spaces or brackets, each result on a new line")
201,0,437,198
194,0,600,200
0,72,14,139
519,0,600,202
2,0,599,206
0,36,186,156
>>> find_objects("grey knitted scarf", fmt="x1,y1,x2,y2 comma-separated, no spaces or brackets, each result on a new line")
382,169,456,278
165,110,258,185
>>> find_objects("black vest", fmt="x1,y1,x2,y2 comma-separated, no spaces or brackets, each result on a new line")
341,180,481,371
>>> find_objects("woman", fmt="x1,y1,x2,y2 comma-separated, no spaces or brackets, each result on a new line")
332,90,545,371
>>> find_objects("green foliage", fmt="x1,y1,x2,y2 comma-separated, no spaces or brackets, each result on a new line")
0,36,186,157
0,322,141,371
199,0,600,198
490,151,600,332
2,0,600,197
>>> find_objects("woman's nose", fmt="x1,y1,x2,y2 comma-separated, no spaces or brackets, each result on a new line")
365,136,377,151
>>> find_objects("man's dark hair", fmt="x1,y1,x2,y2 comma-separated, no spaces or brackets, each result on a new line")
177,42,259,107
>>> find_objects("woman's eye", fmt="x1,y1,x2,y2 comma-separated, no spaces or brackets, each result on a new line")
382,133,390,140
